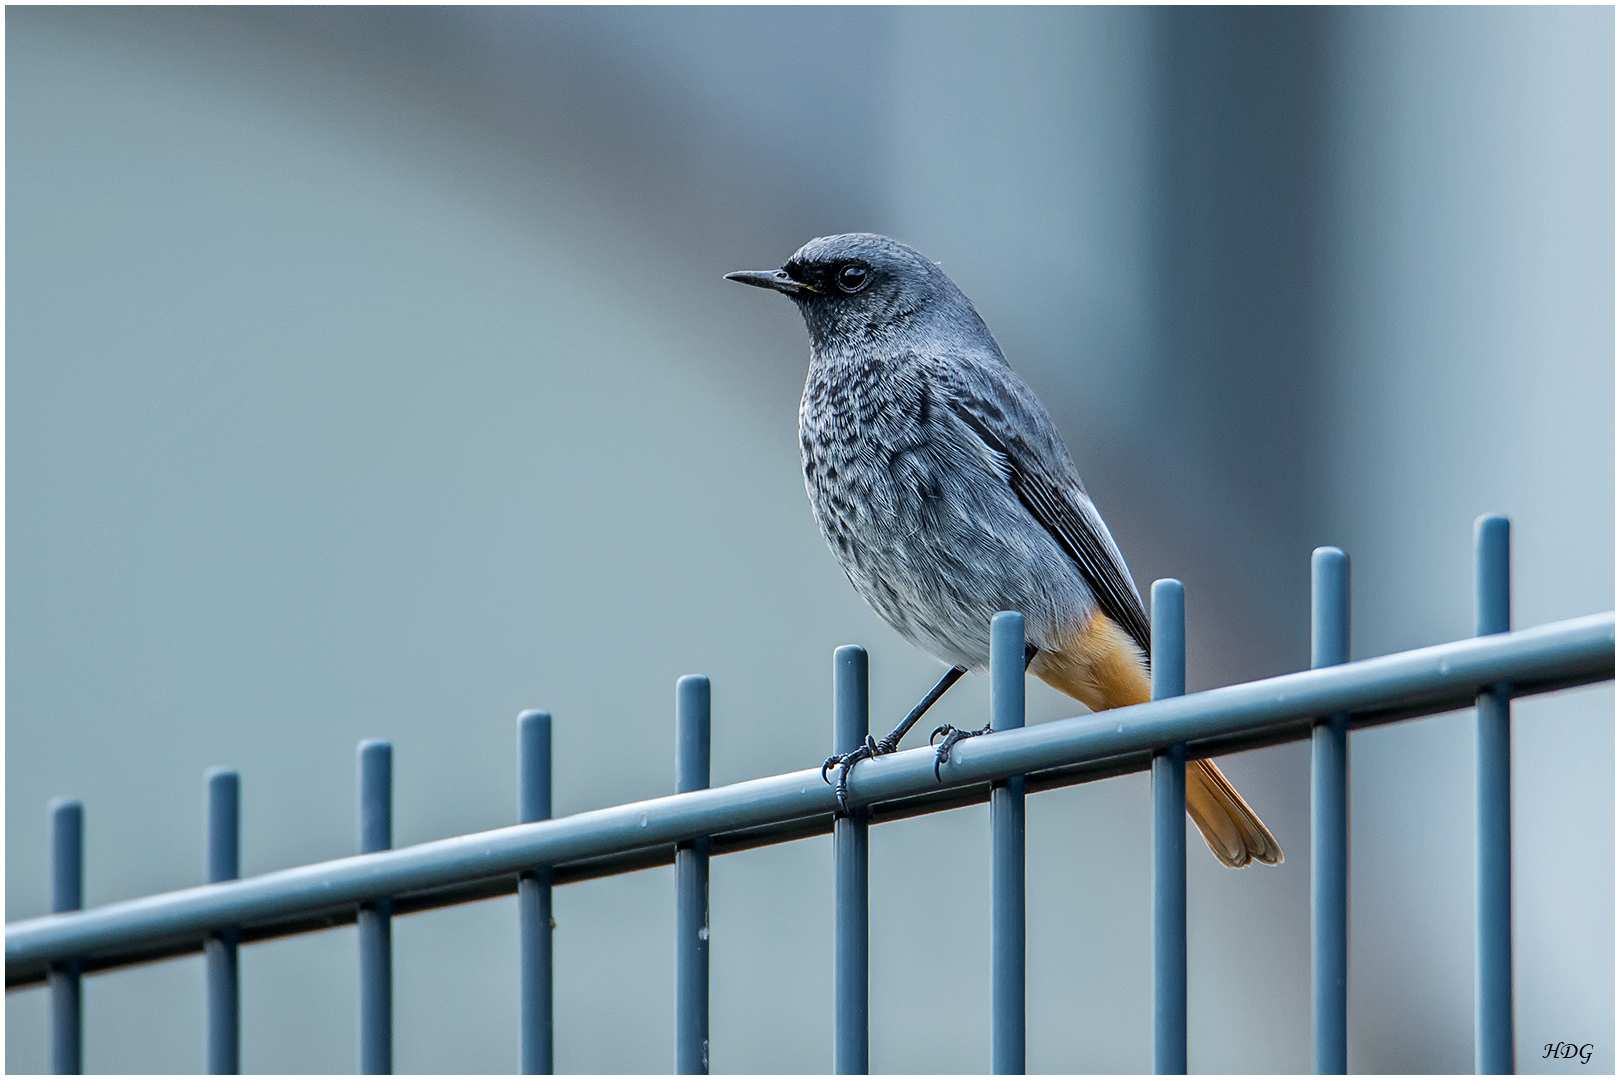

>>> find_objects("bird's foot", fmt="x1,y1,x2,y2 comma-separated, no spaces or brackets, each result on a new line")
929,722,994,780
821,734,901,814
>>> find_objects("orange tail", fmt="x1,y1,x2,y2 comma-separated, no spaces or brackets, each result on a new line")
1030,610,1284,868
1185,757,1283,867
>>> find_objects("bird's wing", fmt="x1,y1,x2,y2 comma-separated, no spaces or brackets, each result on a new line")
944,387,1151,657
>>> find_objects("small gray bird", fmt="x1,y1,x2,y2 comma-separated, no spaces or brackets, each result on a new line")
727,233,1281,868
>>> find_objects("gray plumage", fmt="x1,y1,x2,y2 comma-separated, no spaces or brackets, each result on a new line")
733,232,1145,673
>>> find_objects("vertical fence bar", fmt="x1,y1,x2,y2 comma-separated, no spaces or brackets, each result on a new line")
990,611,1026,1075
49,798,84,1075
206,769,242,1074
1475,515,1513,1074
676,677,712,1075
518,711,554,1075
358,740,393,1075
1311,549,1350,1075
1150,580,1188,1076
833,646,870,1075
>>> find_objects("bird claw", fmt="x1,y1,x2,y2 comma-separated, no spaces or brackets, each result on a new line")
822,734,899,813
929,722,994,781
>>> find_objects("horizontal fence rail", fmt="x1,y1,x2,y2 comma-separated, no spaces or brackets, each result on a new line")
9,608,1612,992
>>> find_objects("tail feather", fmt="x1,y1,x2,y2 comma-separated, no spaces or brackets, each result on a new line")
1185,758,1283,868
1030,609,1285,869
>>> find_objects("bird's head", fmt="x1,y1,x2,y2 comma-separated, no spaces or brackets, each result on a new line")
727,233,982,353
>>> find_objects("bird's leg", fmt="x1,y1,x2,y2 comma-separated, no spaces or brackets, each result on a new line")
930,644,1039,780
822,665,967,813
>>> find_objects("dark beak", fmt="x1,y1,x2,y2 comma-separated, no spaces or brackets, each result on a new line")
724,268,817,296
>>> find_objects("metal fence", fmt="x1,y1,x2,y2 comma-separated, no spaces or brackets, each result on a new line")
7,516,1615,1075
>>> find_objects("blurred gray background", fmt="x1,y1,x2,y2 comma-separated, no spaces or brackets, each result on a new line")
6,6,1612,1074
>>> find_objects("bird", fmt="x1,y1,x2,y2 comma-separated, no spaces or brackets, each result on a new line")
726,233,1281,868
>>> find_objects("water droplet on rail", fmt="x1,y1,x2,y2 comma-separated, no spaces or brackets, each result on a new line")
639,814,648,827
697,926,709,941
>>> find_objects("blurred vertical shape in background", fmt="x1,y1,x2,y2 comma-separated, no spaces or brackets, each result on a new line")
1155,7,1333,655
6,7,1611,1074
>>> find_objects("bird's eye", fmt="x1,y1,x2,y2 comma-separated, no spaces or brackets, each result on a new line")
836,264,869,293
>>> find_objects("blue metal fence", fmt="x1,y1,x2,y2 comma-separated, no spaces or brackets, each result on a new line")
833,646,869,1076
1310,547,1351,1076
204,768,240,1075
1150,579,1188,1075
7,516,1614,1074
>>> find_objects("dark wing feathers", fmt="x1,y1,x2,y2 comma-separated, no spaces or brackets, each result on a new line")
947,399,1152,656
